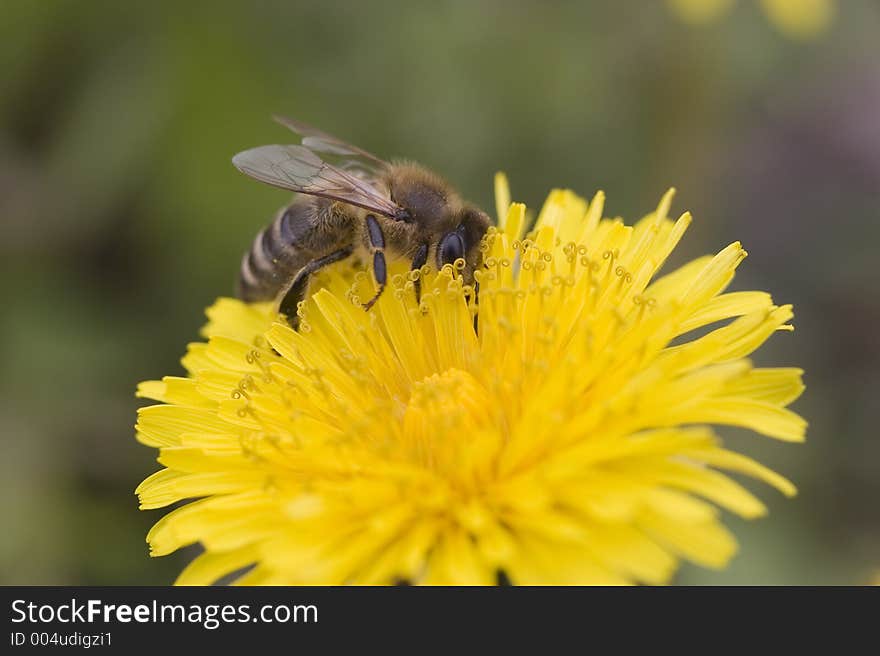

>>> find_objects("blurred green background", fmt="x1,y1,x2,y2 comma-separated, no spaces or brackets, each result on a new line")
2,0,878,585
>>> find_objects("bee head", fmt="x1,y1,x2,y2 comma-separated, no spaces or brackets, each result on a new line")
437,206,492,280
387,164,491,282
388,165,452,227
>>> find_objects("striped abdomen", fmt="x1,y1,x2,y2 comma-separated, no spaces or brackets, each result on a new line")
237,202,318,303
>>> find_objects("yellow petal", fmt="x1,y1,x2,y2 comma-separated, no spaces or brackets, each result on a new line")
175,544,260,586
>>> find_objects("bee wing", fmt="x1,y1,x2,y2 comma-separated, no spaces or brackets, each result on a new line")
232,144,404,219
272,115,390,171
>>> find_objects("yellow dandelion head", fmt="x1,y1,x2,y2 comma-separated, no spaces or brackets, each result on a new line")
135,176,806,585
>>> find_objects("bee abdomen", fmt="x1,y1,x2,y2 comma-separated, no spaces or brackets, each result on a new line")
238,204,315,302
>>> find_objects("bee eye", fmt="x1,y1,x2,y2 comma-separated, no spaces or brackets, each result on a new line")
438,231,465,266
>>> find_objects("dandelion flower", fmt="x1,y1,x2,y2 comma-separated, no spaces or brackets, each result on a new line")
669,0,835,39
135,177,806,585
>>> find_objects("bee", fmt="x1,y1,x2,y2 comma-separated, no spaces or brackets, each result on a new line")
232,116,492,328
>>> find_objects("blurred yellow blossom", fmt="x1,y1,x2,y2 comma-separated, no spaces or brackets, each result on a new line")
669,0,834,38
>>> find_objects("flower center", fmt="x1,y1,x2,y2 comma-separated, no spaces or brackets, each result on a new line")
401,368,494,472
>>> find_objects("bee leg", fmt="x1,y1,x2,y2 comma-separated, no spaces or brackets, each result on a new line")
279,247,353,328
472,280,480,335
362,214,387,310
410,243,429,303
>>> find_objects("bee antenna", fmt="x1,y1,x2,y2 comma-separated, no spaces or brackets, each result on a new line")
394,208,413,223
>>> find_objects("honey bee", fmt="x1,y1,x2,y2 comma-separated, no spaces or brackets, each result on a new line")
232,116,492,328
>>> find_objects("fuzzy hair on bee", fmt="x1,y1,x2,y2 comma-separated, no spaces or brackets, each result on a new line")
233,116,492,328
